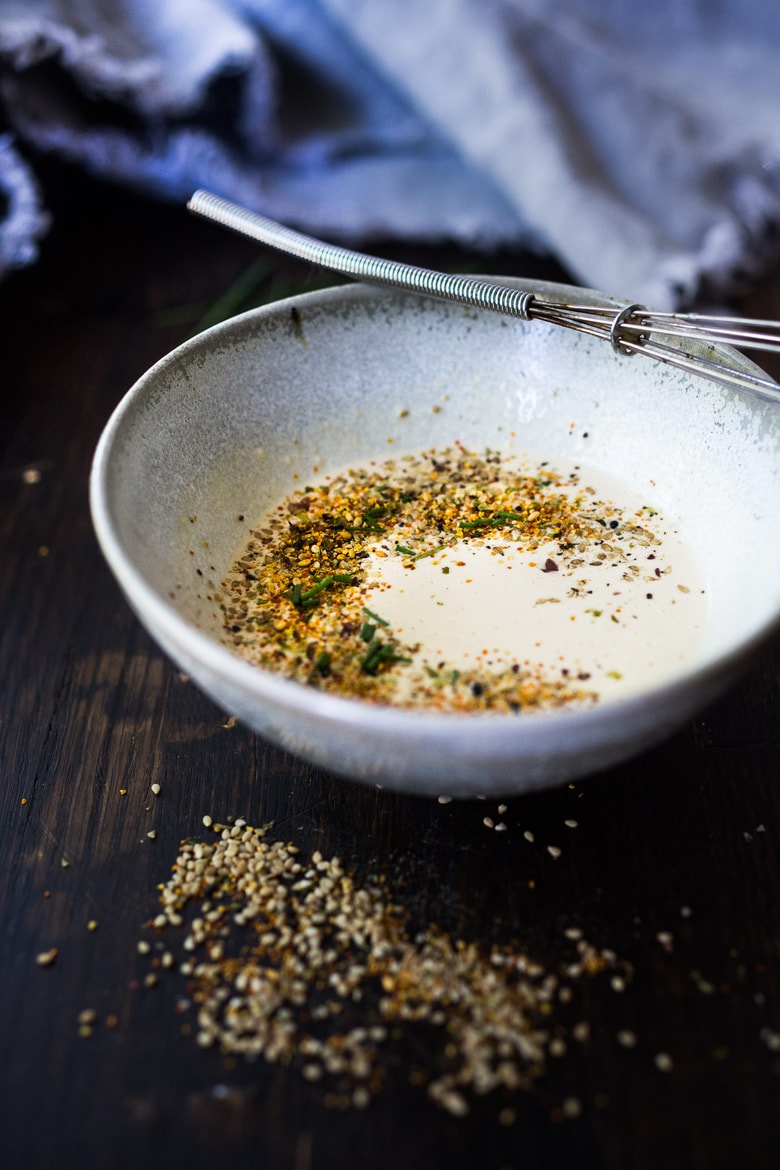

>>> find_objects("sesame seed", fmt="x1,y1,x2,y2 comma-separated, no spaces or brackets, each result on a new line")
36,948,58,967
151,783,161,796
760,1028,780,1051
654,1052,674,1072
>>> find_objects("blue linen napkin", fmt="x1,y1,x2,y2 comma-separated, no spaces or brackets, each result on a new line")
1,0,779,308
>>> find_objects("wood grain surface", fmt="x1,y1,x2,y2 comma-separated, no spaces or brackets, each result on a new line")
1,166,779,1170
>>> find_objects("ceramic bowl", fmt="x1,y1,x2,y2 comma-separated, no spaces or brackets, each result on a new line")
90,279,780,795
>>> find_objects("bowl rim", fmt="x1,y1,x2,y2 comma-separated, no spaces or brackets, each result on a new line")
89,278,780,745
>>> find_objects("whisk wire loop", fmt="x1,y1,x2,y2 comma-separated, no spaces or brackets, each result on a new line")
608,303,648,355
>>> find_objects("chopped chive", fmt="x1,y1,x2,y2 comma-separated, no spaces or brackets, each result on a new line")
360,622,377,643
395,544,415,556
360,638,412,675
314,652,331,676
291,573,353,608
413,544,446,561
360,642,383,674
460,515,511,530
360,505,387,531
361,607,390,627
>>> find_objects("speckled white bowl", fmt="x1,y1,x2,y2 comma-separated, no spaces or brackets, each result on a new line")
90,280,780,795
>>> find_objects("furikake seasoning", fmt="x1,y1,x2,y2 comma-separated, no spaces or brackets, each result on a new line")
219,445,663,711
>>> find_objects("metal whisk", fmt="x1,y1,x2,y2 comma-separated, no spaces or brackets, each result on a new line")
188,189,780,403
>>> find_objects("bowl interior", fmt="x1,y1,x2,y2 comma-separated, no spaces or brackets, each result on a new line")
91,280,780,791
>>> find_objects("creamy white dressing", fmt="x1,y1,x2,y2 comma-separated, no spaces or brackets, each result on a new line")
361,465,708,703
222,450,710,711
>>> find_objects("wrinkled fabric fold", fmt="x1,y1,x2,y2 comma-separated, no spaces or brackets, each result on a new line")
1,0,780,307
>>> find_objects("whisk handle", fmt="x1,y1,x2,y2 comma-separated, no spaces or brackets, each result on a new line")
188,190,536,322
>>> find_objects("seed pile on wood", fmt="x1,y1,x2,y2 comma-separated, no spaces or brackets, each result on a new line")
142,819,622,1116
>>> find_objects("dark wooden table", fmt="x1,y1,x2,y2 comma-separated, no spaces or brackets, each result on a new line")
2,168,779,1170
